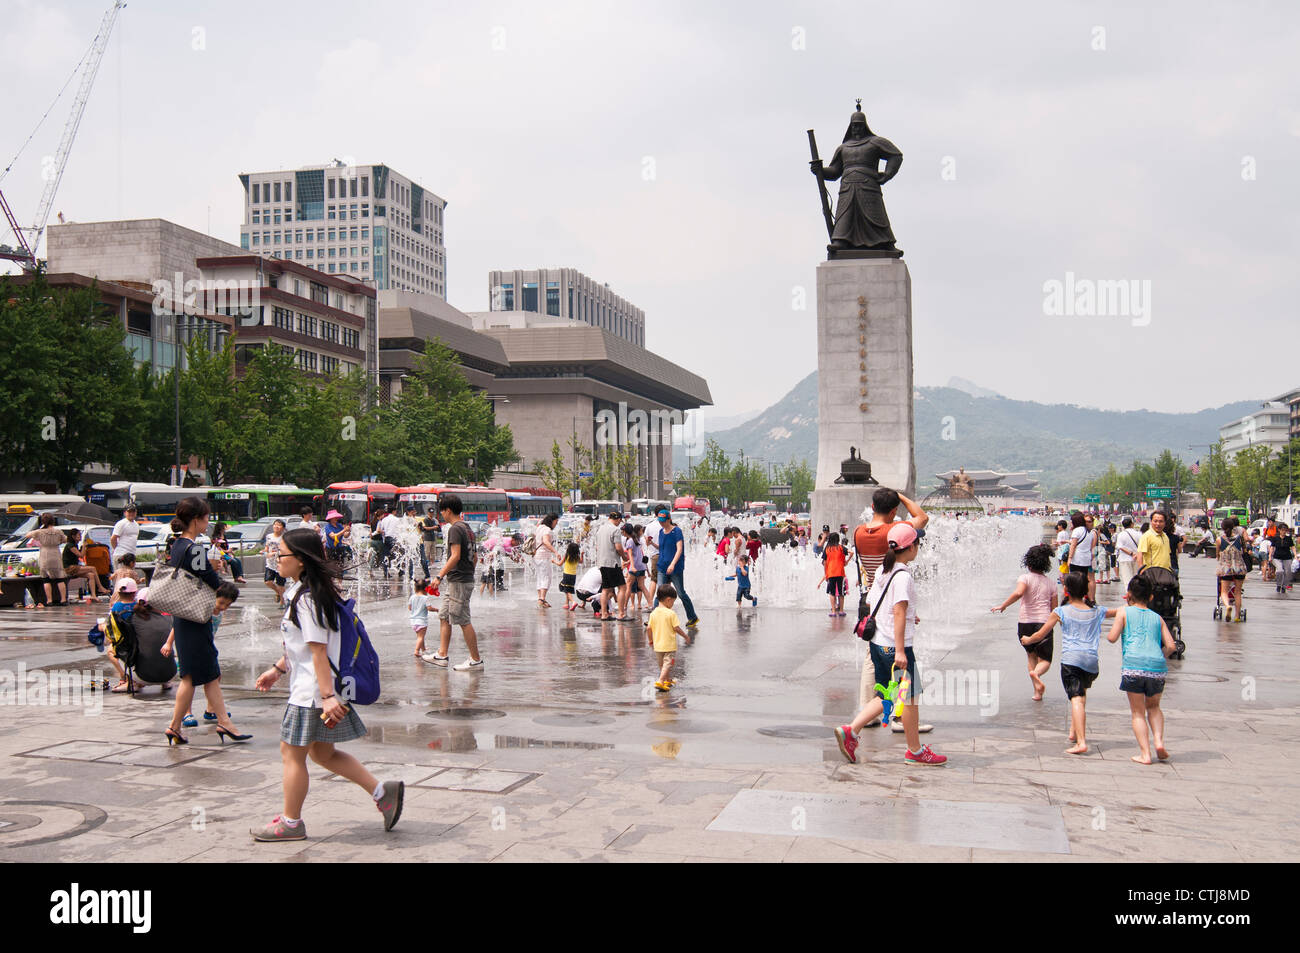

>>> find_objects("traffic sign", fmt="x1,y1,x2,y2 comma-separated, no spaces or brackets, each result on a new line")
1147,488,1173,499
1084,494,1101,503
578,471,594,479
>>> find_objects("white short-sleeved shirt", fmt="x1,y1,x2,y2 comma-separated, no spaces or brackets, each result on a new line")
1070,527,1094,564
378,514,402,538
281,582,341,708
866,567,919,649
1115,527,1141,563
533,525,554,564
111,518,140,560
576,566,603,595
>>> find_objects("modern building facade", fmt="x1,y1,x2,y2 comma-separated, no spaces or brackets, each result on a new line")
238,162,447,297
1220,401,1293,459
487,268,645,346
377,291,509,402
1273,386,1300,440
196,256,377,387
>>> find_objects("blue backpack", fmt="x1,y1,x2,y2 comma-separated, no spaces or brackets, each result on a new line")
329,597,381,705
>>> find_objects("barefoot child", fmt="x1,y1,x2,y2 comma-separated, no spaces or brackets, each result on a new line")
252,528,403,841
1021,572,1117,754
991,544,1057,700
1106,573,1177,765
558,543,580,610
646,583,688,692
820,532,847,616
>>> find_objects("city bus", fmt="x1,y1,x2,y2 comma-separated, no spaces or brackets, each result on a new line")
673,495,710,518
629,498,671,516
745,501,778,515
325,482,400,526
508,492,563,521
570,499,623,518
89,482,211,522
209,485,323,525
396,485,512,526
1210,504,1250,533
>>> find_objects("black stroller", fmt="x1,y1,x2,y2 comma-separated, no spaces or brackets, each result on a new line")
1143,566,1185,660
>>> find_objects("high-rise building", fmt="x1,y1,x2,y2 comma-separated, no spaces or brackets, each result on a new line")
238,162,447,297
1220,402,1292,459
487,268,644,346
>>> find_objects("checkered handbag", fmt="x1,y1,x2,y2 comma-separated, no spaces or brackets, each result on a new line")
146,559,217,623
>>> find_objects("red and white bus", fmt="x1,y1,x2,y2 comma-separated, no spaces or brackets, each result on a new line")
673,495,710,518
325,482,400,525
397,484,511,526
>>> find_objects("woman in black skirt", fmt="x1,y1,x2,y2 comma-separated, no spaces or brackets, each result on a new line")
164,496,251,745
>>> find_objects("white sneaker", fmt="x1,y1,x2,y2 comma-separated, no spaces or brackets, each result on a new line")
891,719,934,733
421,653,448,668
453,658,484,671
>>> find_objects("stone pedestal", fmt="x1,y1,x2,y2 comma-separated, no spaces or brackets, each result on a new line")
811,258,915,533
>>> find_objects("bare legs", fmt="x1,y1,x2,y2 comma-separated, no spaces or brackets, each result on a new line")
277,741,379,820
1127,692,1167,764
438,617,480,663
1027,651,1049,700
1066,696,1088,754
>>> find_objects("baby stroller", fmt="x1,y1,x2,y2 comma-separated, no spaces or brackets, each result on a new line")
1212,576,1247,623
1143,566,1185,660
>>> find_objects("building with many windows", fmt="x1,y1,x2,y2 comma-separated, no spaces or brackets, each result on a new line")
1220,401,1293,459
485,268,644,345
196,256,377,387
238,162,447,297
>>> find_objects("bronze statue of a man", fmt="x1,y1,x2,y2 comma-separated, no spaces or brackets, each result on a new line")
810,104,902,253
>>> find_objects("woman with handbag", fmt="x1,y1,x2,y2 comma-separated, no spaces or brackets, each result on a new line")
161,496,251,745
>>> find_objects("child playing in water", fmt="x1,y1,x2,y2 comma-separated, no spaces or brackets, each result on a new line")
1020,572,1117,754
409,578,438,657
991,544,1057,700
646,583,688,691
735,553,758,606
558,543,580,611
1106,574,1177,765
820,532,847,616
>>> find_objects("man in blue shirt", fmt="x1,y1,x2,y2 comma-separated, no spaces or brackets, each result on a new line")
654,507,699,628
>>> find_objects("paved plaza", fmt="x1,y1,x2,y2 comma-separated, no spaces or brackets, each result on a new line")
0,557,1295,862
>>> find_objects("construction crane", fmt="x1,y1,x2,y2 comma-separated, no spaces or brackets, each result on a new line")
0,1,125,270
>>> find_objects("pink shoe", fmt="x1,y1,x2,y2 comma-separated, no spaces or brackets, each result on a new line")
903,744,947,765
834,725,859,763
251,815,307,842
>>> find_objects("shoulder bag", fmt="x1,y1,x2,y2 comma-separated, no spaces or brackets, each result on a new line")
146,541,218,623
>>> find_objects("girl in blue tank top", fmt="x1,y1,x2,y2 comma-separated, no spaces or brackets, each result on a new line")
1107,574,1176,765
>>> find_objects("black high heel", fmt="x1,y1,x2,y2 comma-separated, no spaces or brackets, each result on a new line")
164,728,189,746
216,727,252,743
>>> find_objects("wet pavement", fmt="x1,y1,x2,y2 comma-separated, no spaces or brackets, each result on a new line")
0,555,1296,862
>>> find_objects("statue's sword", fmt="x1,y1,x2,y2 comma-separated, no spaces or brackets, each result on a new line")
807,129,835,240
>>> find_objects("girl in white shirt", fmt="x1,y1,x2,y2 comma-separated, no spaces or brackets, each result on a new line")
252,528,403,843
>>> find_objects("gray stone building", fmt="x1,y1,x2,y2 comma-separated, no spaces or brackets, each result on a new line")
486,267,644,345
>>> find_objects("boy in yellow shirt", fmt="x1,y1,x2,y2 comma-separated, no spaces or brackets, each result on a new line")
646,583,688,692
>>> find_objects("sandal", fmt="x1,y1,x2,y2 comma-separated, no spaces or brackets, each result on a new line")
110,680,134,694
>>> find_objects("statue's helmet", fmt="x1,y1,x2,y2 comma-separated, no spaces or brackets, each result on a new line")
843,107,873,141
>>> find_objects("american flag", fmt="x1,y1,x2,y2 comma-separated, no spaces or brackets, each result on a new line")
1191,460,1201,475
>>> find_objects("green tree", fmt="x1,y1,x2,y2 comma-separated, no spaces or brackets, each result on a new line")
532,440,573,502
1196,442,1232,502
1230,445,1275,516
371,339,516,485
0,272,144,491
775,458,815,508
178,336,247,485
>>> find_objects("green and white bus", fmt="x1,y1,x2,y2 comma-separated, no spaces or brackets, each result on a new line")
209,485,323,525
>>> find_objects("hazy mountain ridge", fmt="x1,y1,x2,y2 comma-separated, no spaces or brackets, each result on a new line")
692,372,1258,497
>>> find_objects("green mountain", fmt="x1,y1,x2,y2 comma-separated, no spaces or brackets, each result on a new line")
692,372,1257,498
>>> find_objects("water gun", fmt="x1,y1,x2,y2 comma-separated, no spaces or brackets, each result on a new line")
895,669,911,722
874,676,901,723
724,575,735,581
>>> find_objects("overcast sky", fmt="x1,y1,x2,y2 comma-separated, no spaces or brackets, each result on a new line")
3,0,1297,418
